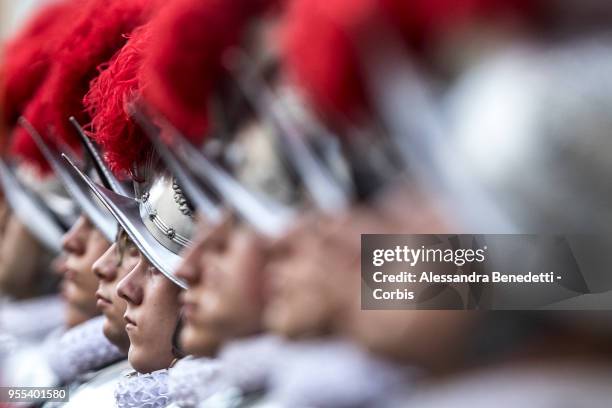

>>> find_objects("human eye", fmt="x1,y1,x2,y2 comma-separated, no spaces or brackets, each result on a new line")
126,241,140,258
146,264,162,277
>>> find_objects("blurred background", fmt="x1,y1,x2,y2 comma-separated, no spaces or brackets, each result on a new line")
0,1,611,407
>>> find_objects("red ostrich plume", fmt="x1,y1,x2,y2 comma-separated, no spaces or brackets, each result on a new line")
87,0,279,176
10,0,153,173
84,24,153,177
281,0,536,128
280,0,376,127
141,0,276,143
1,0,80,129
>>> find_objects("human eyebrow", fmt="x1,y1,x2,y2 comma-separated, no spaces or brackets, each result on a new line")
115,229,133,265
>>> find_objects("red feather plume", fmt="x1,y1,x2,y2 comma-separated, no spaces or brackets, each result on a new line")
141,0,273,143
1,0,81,130
10,0,153,173
84,24,152,177
281,0,375,126
281,0,536,127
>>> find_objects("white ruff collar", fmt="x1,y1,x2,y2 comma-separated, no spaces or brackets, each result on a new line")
168,335,282,407
115,369,171,408
169,357,222,407
48,315,125,383
219,334,284,393
217,334,282,393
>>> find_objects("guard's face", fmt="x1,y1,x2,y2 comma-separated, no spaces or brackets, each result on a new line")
175,215,221,356
61,215,110,327
92,232,138,352
263,216,341,339
176,214,266,356
117,254,182,373
339,195,477,370
0,204,52,299
263,206,395,339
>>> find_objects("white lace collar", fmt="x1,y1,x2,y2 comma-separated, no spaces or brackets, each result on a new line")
115,368,171,408
169,357,222,407
168,335,282,407
217,334,282,393
47,315,125,383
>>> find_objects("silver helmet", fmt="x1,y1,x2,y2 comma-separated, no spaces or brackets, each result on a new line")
64,144,195,289
0,158,67,254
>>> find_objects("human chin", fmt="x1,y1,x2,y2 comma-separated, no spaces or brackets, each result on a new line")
127,327,175,373
65,305,91,328
102,313,130,352
66,283,98,319
264,298,303,338
126,324,153,373
266,289,332,339
127,343,152,374
180,323,220,357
